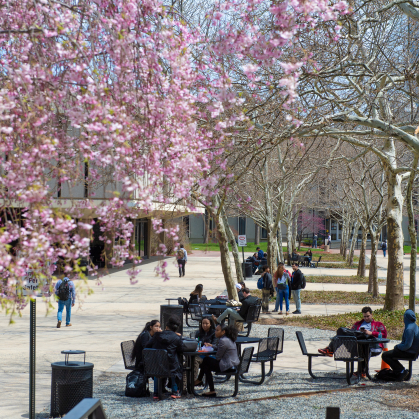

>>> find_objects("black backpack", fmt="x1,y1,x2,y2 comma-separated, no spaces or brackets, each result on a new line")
301,273,306,289
374,368,398,382
57,279,70,301
125,370,150,397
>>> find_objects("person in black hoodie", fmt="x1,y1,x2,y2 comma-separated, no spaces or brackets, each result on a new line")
193,318,216,345
261,265,273,313
290,262,303,314
146,316,183,400
132,320,161,371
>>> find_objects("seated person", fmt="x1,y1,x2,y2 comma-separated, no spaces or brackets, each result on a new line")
304,249,312,266
132,320,161,371
382,309,419,381
250,252,259,274
291,249,299,261
236,283,245,302
256,247,264,260
211,288,259,327
194,324,240,397
318,307,387,368
146,316,183,399
188,284,203,305
193,318,216,345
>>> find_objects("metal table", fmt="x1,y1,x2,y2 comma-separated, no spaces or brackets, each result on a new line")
357,338,390,380
235,336,261,354
183,350,217,396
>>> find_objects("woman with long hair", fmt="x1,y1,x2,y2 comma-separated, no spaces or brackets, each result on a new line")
132,320,161,371
194,324,240,397
188,284,203,304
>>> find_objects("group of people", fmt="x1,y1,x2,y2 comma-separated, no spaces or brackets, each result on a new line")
249,247,266,274
132,315,241,399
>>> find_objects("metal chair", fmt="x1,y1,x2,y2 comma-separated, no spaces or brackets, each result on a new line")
120,340,135,370
142,349,172,399
239,337,279,385
238,300,262,337
389,346,419,381
333,336,364,385
310,256,322,268
213,346,254,397
268,328,285,356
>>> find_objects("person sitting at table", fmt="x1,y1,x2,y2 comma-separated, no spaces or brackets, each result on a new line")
194,318,216,345
189,284,204,305
382,309,419,381
256,247,264,260
146,316,183,400
318,306,387,373
304,249,312,266
250,252,259,274
291,249,299,261
132,320,161,372
211,287,259,327
194,324,240,397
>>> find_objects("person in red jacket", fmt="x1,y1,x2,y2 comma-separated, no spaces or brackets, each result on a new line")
318,306,387,360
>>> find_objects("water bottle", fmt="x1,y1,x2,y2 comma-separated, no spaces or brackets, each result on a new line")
378,331,382,339
197,338,201,350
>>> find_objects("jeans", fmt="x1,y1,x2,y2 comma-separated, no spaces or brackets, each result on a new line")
291,289,301,312
197,357,221,392
383,249,386,257
178,260,185,276
313,242,317,248
217,308,244,326
262,289,270,312
382,348,416,374
275,287,289,312
57,299,72,325
154,376,177,394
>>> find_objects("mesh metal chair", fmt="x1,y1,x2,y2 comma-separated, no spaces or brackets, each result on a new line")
213,346,254,397
142,349,172,399
310,256,322,268
240,337,279,385
333,336,364,385
238,300,262,337
388,345,419,381
120,340,136,370
268,328,285,355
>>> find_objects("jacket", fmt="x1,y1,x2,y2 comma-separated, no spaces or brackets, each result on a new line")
145,330,183,380
215,336,240,371
133,330,151,370
237,290,245,302
396,310,419,355
262,272,273,290
257,249,264,260
194,328,216,345
55,278,76,303
238,295,259,320
351,319,387,349
189,293,199,305
291,269,304,290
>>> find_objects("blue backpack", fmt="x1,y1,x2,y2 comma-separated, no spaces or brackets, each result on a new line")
257,276,264,290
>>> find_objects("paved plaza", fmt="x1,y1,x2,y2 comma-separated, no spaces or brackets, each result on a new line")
0,251,418,418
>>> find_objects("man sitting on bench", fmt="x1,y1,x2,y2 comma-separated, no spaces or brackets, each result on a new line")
212,288,258,327
382,309,419,381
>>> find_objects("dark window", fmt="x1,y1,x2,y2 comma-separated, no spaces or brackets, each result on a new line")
183,216,190,238
239,217,246,235
84,161,89,198
261,228,267,239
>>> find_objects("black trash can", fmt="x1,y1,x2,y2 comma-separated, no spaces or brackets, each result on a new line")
245,262,253,278
50,358,94,417
160,305,183,335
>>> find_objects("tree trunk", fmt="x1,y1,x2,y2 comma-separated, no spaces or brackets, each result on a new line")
216,214,238,301
292,218,297,251
368,228,379,297
222,210,244,284
277,223,284,263
357,228,367,277
383,169,405,311
255,224,260,245
266,228,278,272
342,222,349,259
340,221,345,256
406,156,418,312
204,212,210,244
348,221,359,266
286,222,293,264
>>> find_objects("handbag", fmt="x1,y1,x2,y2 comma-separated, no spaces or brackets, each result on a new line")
182,337,198,352
276,281,287,290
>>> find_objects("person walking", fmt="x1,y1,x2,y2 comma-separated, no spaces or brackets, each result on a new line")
381,240,387,257
272,262,291,315
177,244,188,277
55,276,76,328
327,234,331,246
290,263,303,314
261,265,272,313
313,234,318,249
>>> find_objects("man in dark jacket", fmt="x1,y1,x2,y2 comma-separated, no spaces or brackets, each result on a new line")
290,263,303,314
146,316,183,399
212,288,259,326
261,265,273,313
382,310,419,381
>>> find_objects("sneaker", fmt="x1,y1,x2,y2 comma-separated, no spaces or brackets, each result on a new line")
66,323,72,327
278,312,283,315
292,310,301,314
272,310,278,313
171,391,181,399
318,347,333,357
153,393,159,401
57,321,61,328
396,370,410,382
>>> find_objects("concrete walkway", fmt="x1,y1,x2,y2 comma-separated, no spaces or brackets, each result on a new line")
0,252,416,418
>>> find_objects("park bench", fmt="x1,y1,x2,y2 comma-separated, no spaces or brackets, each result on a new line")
310,256,322,268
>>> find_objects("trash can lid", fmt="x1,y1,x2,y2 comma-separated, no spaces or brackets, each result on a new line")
51,361,94,370
61,350,86,355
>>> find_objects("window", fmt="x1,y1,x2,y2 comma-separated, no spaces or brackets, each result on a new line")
183,216,190,238
239,216,246,235
261,228,267,239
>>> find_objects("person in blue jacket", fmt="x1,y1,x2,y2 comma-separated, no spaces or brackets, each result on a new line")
382,310,419,381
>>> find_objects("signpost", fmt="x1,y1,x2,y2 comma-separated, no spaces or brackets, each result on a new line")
238,235,247,277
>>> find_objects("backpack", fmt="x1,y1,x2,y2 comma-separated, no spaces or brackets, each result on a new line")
125,370,150,397
177,249,185,260
301,273,306,289
257,276,264,290
374,368,398,382
57,279,70,301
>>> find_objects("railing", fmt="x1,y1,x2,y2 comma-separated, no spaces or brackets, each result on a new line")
63,399,107,419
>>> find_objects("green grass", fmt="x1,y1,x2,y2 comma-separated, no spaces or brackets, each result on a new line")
188,242,287,253
258,309,411,340
403,245,419,253
305,275,383,284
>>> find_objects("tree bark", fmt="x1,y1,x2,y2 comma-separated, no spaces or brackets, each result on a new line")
222,210,244,284
383,168,405,311
406,155,418,312
368,228,379,297
357,228,367,277
347,221,359,266
204,212,210,244
266,228,278,272
277,223,284,263
255,224,260,245
286,222,293,264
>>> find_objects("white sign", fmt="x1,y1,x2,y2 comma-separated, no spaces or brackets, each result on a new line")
22,270,42,296
238,235,247,247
